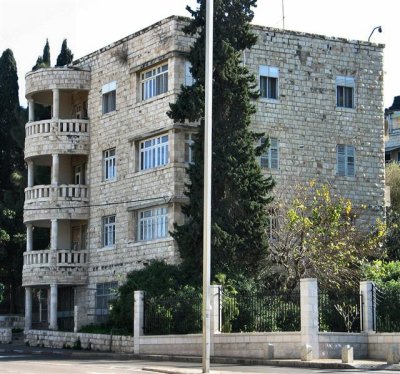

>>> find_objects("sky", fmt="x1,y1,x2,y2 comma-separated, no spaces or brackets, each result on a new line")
0,0,396,108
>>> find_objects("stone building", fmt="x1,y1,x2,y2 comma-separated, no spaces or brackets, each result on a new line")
23,16,386,330
385,96,400,163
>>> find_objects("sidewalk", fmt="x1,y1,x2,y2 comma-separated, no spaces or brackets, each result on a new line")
1,343,400,372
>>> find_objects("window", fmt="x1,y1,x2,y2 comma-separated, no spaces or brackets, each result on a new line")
336,76,355,108
102,81,116,114
103,148,116,181
337,144,355,176
103,215,116,247
140,135,169,170
95,282,118,323
141,64,168,100
259,65,279,100
185,61,195,86
185,133,194,163
138,207,168,241
267,213,278,241
260,137,279,169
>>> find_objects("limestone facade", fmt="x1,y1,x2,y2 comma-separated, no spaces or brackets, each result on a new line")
23,16,385,330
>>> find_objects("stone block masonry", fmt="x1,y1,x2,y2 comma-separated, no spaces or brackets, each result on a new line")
0,328,12,344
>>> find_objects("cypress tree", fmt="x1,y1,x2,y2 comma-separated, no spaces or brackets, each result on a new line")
43,39,50,66
168,0,275,281
56,39,73,67
0,49,25,313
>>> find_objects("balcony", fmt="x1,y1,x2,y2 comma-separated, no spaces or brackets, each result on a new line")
22,249,88,287
24,184,89,222
25,119,90,159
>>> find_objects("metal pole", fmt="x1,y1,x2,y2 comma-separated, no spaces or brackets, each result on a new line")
202,0,213,372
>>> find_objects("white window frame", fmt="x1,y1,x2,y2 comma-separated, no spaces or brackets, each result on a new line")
102,81,117,114
138,206,168,241
336,76,355,109
259,65,279,100
140,134,169,171
337,144,355,177
141,64,168,100
102,215,116,247
103,148,116,181
260,137,279,169
185,132,195,164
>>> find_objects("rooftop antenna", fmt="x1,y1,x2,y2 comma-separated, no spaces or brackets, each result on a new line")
282,0,285,29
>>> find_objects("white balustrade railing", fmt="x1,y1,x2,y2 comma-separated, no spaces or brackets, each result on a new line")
57,250,88,266
23,249,88,267
23,250,50,266
25,185,89,202
25,119,89,137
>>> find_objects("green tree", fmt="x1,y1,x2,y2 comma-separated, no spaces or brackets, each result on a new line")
265,181,386,290
32,39,51,71
56,39,73,67
0,49,26,313
168,0,274,281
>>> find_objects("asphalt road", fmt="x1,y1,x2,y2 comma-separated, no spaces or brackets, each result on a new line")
0,352,397,374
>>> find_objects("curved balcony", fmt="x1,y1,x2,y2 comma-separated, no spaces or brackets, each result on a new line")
25,119,90,159
24,184,89,223
25,67,91,98
22,249,88,287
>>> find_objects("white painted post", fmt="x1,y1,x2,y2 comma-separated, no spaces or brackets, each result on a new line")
25,287,32,330
74,305,79,333
342,345,354,363
209,285,221,357
49,284,58,330
27,160,34,188
360,281,375,332
134,290,144,354
28,99,35,122
300,278,319,360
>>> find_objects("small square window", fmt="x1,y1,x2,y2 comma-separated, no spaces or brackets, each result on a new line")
102,81,117,114
337,144,355,176
260,137,279,169
336,76,355,109
102,215,116,247
103,148,116,181
259,65,279,100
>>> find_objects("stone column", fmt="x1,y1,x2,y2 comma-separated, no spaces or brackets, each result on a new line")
49,284,58,330
25,287,32,330
26,224,33,252
28,99,35,122
52,89,60,119
210,284,222,356
360,281,376,332
300,278,319,360
51,154,59,186
27,160,34,188
50,219,58,251
134,290,144,354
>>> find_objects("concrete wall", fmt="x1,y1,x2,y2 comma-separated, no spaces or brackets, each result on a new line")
319,332,368,359
0,328,12,344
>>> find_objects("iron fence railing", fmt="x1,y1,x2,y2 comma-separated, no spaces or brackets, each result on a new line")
376,287,400,332
319,291,362,332
143,294,202,335
221,290,300,333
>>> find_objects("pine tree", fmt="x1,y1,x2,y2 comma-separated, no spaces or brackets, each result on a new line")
168,0,275,281
56,39,73,67
0,49,26,313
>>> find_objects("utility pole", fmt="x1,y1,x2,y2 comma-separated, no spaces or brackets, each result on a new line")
202,0,213,372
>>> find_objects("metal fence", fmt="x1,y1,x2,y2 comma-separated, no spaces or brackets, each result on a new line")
221,290,300,333
319,291,362,332
375,287,400,332
143,294,202,335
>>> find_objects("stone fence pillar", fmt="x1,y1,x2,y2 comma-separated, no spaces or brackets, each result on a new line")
360,281,375,332
210,284,222,356
300,278,319,359
134,290,144,354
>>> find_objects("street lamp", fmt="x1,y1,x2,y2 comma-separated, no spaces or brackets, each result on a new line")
202,0,213,373
368,26,382,42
